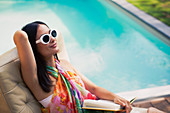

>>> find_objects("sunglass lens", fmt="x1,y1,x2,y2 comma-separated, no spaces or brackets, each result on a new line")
43,35,50,43
51,30,57,38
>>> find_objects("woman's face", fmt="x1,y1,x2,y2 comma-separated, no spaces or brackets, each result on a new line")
36,24,59,58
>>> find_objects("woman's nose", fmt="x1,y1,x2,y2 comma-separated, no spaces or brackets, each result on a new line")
50,36,55,43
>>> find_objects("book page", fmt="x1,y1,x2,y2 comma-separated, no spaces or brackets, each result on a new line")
83,99,121,111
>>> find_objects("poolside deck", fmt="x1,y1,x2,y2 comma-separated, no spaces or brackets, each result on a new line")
117,85,170,112
133,95,170,112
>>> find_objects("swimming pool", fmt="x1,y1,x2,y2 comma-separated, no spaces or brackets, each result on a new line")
0,0,169,93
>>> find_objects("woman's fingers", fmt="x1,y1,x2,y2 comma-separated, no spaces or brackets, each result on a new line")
124,101,132,113
113,96,133,113
114,98,125,107
117,99,132,113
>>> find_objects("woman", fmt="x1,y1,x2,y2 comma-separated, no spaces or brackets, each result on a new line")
13,21,164,113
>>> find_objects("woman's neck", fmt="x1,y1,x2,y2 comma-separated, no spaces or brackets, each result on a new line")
45,55,55,67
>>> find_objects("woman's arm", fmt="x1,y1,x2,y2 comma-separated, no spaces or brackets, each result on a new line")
72,65,132,113
13,30,41,94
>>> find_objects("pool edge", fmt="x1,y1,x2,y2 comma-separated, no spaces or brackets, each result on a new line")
109,0,170,40
116,85,170,101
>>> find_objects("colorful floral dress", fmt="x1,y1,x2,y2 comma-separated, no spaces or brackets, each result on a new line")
41,59,97,113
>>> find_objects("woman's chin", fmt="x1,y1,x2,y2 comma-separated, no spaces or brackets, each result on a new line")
52,47,59,54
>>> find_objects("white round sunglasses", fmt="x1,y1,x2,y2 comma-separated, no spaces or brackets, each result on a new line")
36,29,58,44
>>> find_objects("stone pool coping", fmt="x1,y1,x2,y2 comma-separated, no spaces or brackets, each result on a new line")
110,0,170,39
116,85,170,101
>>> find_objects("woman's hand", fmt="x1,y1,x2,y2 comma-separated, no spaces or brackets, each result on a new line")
113,95,132,113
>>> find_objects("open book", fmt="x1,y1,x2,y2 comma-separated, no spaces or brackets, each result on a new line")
82,97,136,111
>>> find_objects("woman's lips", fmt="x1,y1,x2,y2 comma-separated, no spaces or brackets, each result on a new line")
50,43,57,48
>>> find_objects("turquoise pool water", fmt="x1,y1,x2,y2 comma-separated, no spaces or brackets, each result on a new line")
0,0,169,93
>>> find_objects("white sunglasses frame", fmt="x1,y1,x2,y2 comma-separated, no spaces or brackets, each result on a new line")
36,29,58,44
